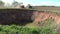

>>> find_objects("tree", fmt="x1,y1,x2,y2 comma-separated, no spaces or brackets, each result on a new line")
12,1,19,7
12,1,23,7
0,0,4,7
5,3,11,7
26,4,32,9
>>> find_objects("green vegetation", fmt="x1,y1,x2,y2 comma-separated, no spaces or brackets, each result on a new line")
0,0,4,7
0,19,59,34
41,10,60,15
0,13,60,34
0,0,60,34
0,25,40,34
39,18,60,34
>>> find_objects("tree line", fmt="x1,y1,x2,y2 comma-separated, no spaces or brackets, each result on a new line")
0,0,32,9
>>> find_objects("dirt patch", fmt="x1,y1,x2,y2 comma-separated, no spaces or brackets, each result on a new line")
0,9,60,26
0,9,35,25
33,12,60,26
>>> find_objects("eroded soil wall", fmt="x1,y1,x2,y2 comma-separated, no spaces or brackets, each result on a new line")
0,9,37,25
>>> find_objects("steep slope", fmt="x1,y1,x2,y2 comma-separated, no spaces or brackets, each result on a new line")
33,12,60,26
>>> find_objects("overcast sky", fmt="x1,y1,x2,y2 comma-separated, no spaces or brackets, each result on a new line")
1,0,60,6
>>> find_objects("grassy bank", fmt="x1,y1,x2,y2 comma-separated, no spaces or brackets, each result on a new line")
0,18,59,34
0,10,60,34
0,25,40,34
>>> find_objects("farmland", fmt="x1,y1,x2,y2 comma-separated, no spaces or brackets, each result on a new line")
33,6,60,11
1,0,60,34
0,6,60,34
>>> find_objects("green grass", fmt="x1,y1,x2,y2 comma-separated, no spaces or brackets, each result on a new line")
0,18,59,34
40,10,60,15
0,25,40,34
0,10,59,34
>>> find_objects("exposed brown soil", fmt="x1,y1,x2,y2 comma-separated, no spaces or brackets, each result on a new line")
0,9,60,26
33,12,60,25
0,9,35,25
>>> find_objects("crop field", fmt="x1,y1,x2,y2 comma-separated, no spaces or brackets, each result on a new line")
33,6,60,11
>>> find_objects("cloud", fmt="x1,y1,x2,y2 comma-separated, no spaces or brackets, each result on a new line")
1,0,60,6
1,0,13,4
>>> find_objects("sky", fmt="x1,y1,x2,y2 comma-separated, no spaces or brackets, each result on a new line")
1,0,60,6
